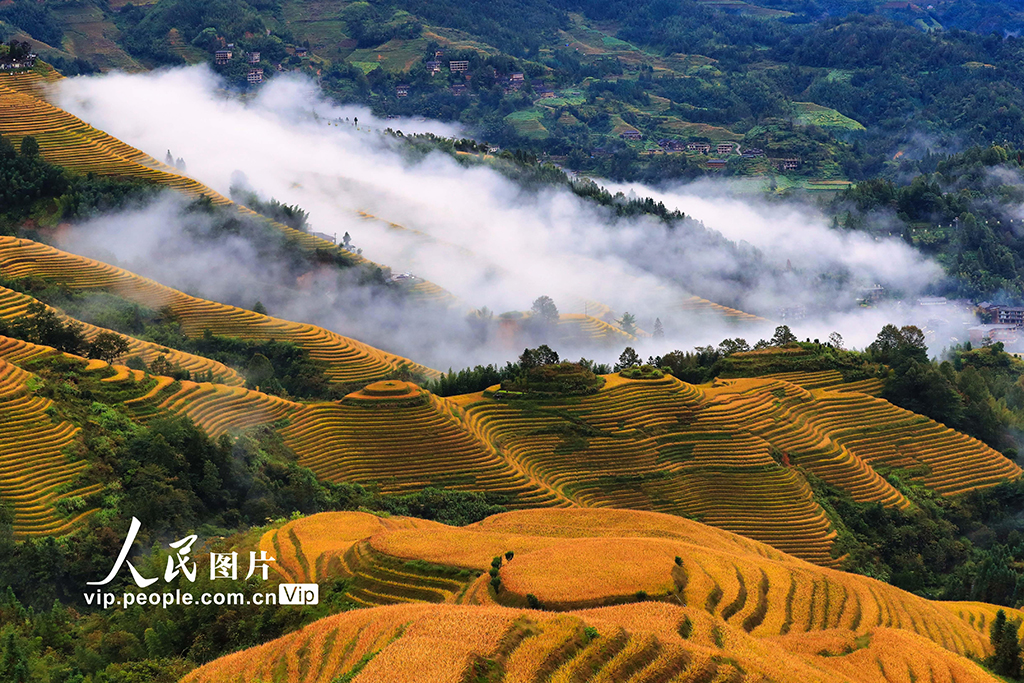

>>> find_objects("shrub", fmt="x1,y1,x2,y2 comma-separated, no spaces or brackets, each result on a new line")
500,362,605,396
526,593,540,609
674,556,683,566
619,364,664,380
678,616,693,639
505,550,514,561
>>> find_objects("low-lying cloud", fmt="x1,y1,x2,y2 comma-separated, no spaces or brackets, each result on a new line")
45,66,972,366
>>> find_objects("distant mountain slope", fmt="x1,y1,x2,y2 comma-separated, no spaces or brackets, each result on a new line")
186,508,1016,683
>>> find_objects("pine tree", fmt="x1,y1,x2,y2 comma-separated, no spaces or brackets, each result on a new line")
990,609,1023,678
0,630,29,683
653,318,664,339
617,312,637,336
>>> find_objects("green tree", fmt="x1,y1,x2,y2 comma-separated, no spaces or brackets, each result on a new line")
653,318,664,339
0,629,29,683
530,296,559,326
617,347,641,369
770,325,797,346
989,609,1023,678
617,312,637,336
245,352,275,387
87,332,131,363
19,135,38,157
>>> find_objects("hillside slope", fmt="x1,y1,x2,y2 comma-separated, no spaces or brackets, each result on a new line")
0,235,439,384
187,508,1017,683
2,321,1015,565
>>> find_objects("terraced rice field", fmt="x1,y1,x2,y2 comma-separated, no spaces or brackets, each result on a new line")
124,377,299,439
0,350,98,537
457,374,838,565
797,387,1021,496
556,314,636,344
279,388,564,506
676,295,766,323
183,509,1017,683
0,236,437,384
0,67,456,306
0,285,244,385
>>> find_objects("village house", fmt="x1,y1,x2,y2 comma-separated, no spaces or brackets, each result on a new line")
248,51,260,64
0,53,36,71
450,84,468,96
294,46,308,57
716,142,735,155
686,142,711,154
773,158,800,170
706,159,728,169
620,130,642,141
969,324,1020,346
979,303,1024,327
657,139,685,152
396,84,409,97
510,72,524,82
214,49,232,65
247,68,264,84
449,60,469,73
741,147,765,158
425,60,441,74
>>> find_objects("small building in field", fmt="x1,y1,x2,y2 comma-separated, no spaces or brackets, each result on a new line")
687,142,711,154
706,158,728,169
620,130,642,141
425,60,441,74
510,72,524,82
214,49,233,65
396,84,410,97
450,84,468,96
294,46,308,57
449,60,470,73
716,142,735,155
247,68,264,84
741,147,765,158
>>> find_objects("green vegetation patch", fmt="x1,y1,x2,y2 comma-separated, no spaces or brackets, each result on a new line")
791,102,865,131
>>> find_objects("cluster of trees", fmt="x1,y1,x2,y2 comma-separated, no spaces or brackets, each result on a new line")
0,133,159,232
867,324,1017,453
836,144,1024,301
0,302,131,362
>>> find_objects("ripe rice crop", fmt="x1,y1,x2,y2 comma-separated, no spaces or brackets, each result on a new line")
0,236,437,384
0,352,98,537
0,71,455,306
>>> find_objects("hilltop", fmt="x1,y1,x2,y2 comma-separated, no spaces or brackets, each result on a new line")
184,508,1019,683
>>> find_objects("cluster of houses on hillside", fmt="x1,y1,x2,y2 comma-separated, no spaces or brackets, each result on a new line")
212,45,264,83
0,52,36,72
970,302,1024,346
619,134,802,170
